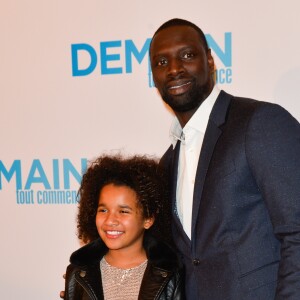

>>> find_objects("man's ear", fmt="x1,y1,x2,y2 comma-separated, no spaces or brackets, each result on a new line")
144,217,155,229
207,48,215,74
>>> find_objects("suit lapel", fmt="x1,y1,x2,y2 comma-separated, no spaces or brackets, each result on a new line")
170,141,182,224
191,91,232,236
167,141,193,248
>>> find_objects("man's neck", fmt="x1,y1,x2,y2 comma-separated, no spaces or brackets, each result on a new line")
176,83,216,128
175,108,198,128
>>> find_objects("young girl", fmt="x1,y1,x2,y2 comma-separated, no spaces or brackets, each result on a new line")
64,154,185,300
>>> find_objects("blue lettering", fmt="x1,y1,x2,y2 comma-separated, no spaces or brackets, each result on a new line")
53,159,60,189
125,39,151,73
206,32,232,67
215,68,232,84
100,41,122,74
16,190,34,204
225,68,232,83
25,159,51,190
71,43,97,76
0,160,22,190
70,34,232,84
63,158,87,189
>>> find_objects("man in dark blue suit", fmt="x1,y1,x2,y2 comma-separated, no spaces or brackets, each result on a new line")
150,18,300,300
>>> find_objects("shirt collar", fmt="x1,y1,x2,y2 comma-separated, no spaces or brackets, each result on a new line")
169,85,221,148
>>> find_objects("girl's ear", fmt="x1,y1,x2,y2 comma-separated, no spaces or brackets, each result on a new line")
144,217,154,229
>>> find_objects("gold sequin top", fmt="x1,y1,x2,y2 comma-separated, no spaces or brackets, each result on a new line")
100,257,148,300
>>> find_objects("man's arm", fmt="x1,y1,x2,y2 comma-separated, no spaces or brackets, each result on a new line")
247,103,300,299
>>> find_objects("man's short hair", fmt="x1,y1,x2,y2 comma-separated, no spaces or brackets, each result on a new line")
152,18,209,51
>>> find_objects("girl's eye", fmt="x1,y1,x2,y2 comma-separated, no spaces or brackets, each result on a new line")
97,208,107,213
120,210,130,214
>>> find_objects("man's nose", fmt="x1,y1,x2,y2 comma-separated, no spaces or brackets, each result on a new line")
167,58,184,77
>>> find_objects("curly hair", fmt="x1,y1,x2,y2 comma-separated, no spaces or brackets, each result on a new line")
76,154,172,245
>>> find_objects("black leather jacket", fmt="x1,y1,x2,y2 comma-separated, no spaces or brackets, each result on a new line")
65,234,185,300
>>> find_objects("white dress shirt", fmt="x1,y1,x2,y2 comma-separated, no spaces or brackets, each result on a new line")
169,86,220,239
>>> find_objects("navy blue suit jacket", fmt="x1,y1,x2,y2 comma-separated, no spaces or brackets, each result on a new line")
160,90,300,300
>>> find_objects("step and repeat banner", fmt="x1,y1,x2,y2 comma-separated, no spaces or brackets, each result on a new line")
1,1,300,299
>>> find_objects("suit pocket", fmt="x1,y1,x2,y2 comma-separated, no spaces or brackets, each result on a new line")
239,260,279,291
205,158,236,182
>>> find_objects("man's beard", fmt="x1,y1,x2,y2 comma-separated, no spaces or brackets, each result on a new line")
161,81,211,113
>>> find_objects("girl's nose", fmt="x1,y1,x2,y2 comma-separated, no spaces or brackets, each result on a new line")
105,213,119,226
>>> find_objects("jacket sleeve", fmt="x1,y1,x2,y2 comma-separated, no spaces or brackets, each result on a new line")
171,270,186,300
64,264,85,300
246,103,300,300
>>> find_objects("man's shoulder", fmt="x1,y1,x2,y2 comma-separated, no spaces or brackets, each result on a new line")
220,90,299,130
220,90,281,109
221,90,267,106
220,90,291,119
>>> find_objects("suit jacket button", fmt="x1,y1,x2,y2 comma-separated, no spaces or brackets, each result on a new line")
193,259,200,266
79,270,86,277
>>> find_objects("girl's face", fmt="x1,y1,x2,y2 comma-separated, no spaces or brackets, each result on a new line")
96,183,154,255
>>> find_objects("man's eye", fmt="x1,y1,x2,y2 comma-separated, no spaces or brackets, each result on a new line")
157,58,167,66
182,52,194,59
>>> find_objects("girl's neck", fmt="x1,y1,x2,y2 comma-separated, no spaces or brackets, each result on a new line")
105,248,147,269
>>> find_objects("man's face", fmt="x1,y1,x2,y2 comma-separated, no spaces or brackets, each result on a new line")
150,25,214,113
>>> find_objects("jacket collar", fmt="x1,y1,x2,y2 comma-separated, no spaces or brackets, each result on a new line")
169,85,220,149
70,238,107,266
191,90,232,236
167,90,233,240
70,233,180,272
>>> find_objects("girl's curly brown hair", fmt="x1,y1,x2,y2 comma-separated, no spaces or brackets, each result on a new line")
76,154,172,245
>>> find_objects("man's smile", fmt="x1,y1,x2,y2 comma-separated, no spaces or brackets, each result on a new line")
167,81,192,95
